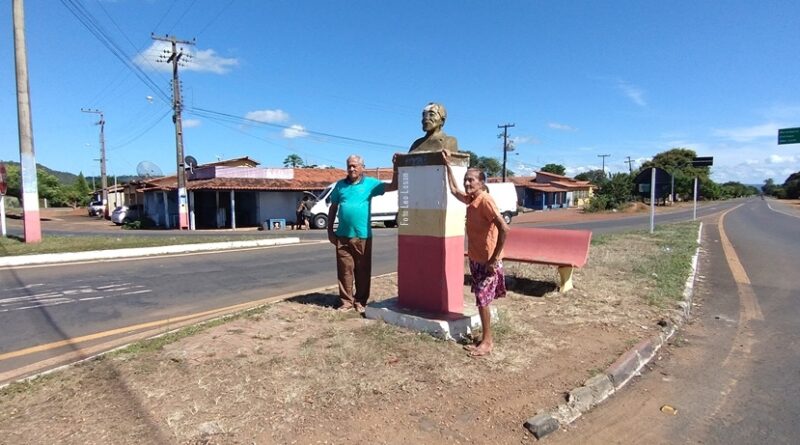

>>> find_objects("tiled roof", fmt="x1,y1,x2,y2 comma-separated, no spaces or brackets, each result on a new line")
141,167,395,191
527,184,568,193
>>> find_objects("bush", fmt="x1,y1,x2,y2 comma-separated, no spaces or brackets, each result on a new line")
122,217,157,230
583,195,610,213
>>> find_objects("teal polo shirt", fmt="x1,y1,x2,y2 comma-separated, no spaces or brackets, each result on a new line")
330,176,385,238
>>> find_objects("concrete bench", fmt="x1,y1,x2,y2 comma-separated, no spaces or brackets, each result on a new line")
500,227,592,292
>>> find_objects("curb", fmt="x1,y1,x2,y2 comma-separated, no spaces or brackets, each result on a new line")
525,222,703,440
0,237,302,267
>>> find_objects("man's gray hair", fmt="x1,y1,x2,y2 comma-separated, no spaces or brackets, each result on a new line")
346,154,365,166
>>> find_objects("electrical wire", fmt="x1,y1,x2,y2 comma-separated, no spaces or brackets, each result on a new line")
195,0,236,38
189,107,405,150
108,108,173,151
60,0,171,104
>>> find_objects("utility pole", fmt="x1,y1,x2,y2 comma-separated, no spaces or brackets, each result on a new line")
598,154,611,177
12,0,41,243
624,156,635,175
498,123,515,182
153,33,194,229
81,108,108,217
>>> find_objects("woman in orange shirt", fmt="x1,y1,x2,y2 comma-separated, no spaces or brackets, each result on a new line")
444,154,509,357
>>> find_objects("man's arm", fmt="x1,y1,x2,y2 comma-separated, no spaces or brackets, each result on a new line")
327,203,338,245
384,153,400,192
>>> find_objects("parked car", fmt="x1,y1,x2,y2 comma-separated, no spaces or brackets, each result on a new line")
111,204,143,225
87,200,105,217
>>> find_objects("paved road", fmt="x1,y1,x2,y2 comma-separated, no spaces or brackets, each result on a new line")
547,198,800,444
0,199,744,381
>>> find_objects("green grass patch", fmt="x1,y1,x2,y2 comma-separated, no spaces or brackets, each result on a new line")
630,222,699,306
0,234,271,257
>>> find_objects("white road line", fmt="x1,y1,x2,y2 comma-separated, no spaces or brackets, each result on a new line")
3,283,45,292
96,283,132,290
78,296,105,301
119,289,152,296
766,201,800,219
10,300,74,311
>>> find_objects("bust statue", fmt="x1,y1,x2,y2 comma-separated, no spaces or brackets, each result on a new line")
408,103,459,154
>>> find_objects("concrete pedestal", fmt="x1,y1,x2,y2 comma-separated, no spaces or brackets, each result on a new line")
365,297,497,341
396,151,470,314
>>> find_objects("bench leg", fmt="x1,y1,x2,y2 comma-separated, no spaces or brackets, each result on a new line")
557,266,574,292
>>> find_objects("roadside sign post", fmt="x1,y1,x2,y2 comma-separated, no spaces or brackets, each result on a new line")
0,163,7,237
690,156,713,221
778,127,800,145
650,167,656,233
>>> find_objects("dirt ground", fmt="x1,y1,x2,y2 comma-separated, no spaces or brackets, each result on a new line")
0,223,698,445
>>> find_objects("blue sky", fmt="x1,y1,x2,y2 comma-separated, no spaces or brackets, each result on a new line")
2,0,799,184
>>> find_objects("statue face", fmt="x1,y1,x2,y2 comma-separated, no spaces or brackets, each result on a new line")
421,108,443,132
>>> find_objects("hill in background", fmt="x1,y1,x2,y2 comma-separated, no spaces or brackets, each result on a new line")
1,160,136,189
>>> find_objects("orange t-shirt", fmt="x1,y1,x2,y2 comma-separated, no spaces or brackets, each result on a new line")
466,191,503,263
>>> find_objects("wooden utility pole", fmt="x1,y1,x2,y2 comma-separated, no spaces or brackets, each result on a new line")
81,108,108,217
12,0,41,243
624,156,635,175
153,33,194,229
598,154,611,177
498,123,515,182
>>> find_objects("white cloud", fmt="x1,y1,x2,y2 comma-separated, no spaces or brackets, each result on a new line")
510,136,540,145
182,119,201,128
617,80,646,106
245,109,290,124
548,122,577,131
768,154,797,164
282,124,308,139
133,42,239,74
713,123,780,142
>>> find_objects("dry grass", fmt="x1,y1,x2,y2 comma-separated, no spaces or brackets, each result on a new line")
0,222,700,445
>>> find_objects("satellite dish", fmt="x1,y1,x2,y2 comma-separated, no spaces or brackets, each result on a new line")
136,161,164,179
185,155,198,169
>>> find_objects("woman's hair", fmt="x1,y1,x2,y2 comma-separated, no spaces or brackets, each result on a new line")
466,168,489,192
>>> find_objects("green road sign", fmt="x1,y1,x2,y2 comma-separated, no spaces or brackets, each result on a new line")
778,127,800,145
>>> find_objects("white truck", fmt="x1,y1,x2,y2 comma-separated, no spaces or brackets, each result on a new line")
307,180,519,229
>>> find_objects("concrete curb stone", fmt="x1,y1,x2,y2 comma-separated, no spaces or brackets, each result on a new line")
526,222,703,440
0,237,301,267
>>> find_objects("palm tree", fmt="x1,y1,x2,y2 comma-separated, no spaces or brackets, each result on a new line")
283,154,304,168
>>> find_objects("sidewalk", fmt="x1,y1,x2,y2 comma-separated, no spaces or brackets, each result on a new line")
0,222,702,444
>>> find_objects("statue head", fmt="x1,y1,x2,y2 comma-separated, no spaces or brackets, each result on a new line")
421,103,447,133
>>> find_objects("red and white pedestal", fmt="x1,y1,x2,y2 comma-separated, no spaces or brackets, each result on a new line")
365,152,488,339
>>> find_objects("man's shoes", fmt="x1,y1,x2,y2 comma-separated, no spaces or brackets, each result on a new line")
336,305,354,312
354,303,366,314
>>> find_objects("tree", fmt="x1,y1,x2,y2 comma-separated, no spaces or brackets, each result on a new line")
575,169,608,186
762,178,779,197
283,154,304,168
540,163,566,176
641,147,713,200
782,171,800,199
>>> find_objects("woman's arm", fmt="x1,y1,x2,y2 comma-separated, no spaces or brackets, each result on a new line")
442,152,470,204
487,212,509,273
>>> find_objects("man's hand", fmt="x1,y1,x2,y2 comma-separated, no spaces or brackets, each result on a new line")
328,232,337,245
486,259,498,275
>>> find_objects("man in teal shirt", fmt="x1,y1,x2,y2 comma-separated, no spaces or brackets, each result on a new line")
328,154,398,313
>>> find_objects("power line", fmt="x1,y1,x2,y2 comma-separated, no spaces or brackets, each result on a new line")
60,0,171,103
189,106,406,150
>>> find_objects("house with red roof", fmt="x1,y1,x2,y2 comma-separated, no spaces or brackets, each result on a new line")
494,171,594,211
123,157,391,230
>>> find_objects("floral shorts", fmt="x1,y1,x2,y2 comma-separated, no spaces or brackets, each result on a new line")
469,259,507,308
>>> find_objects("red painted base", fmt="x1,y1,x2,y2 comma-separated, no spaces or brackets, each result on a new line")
398,235,465,315
22,210,42,243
